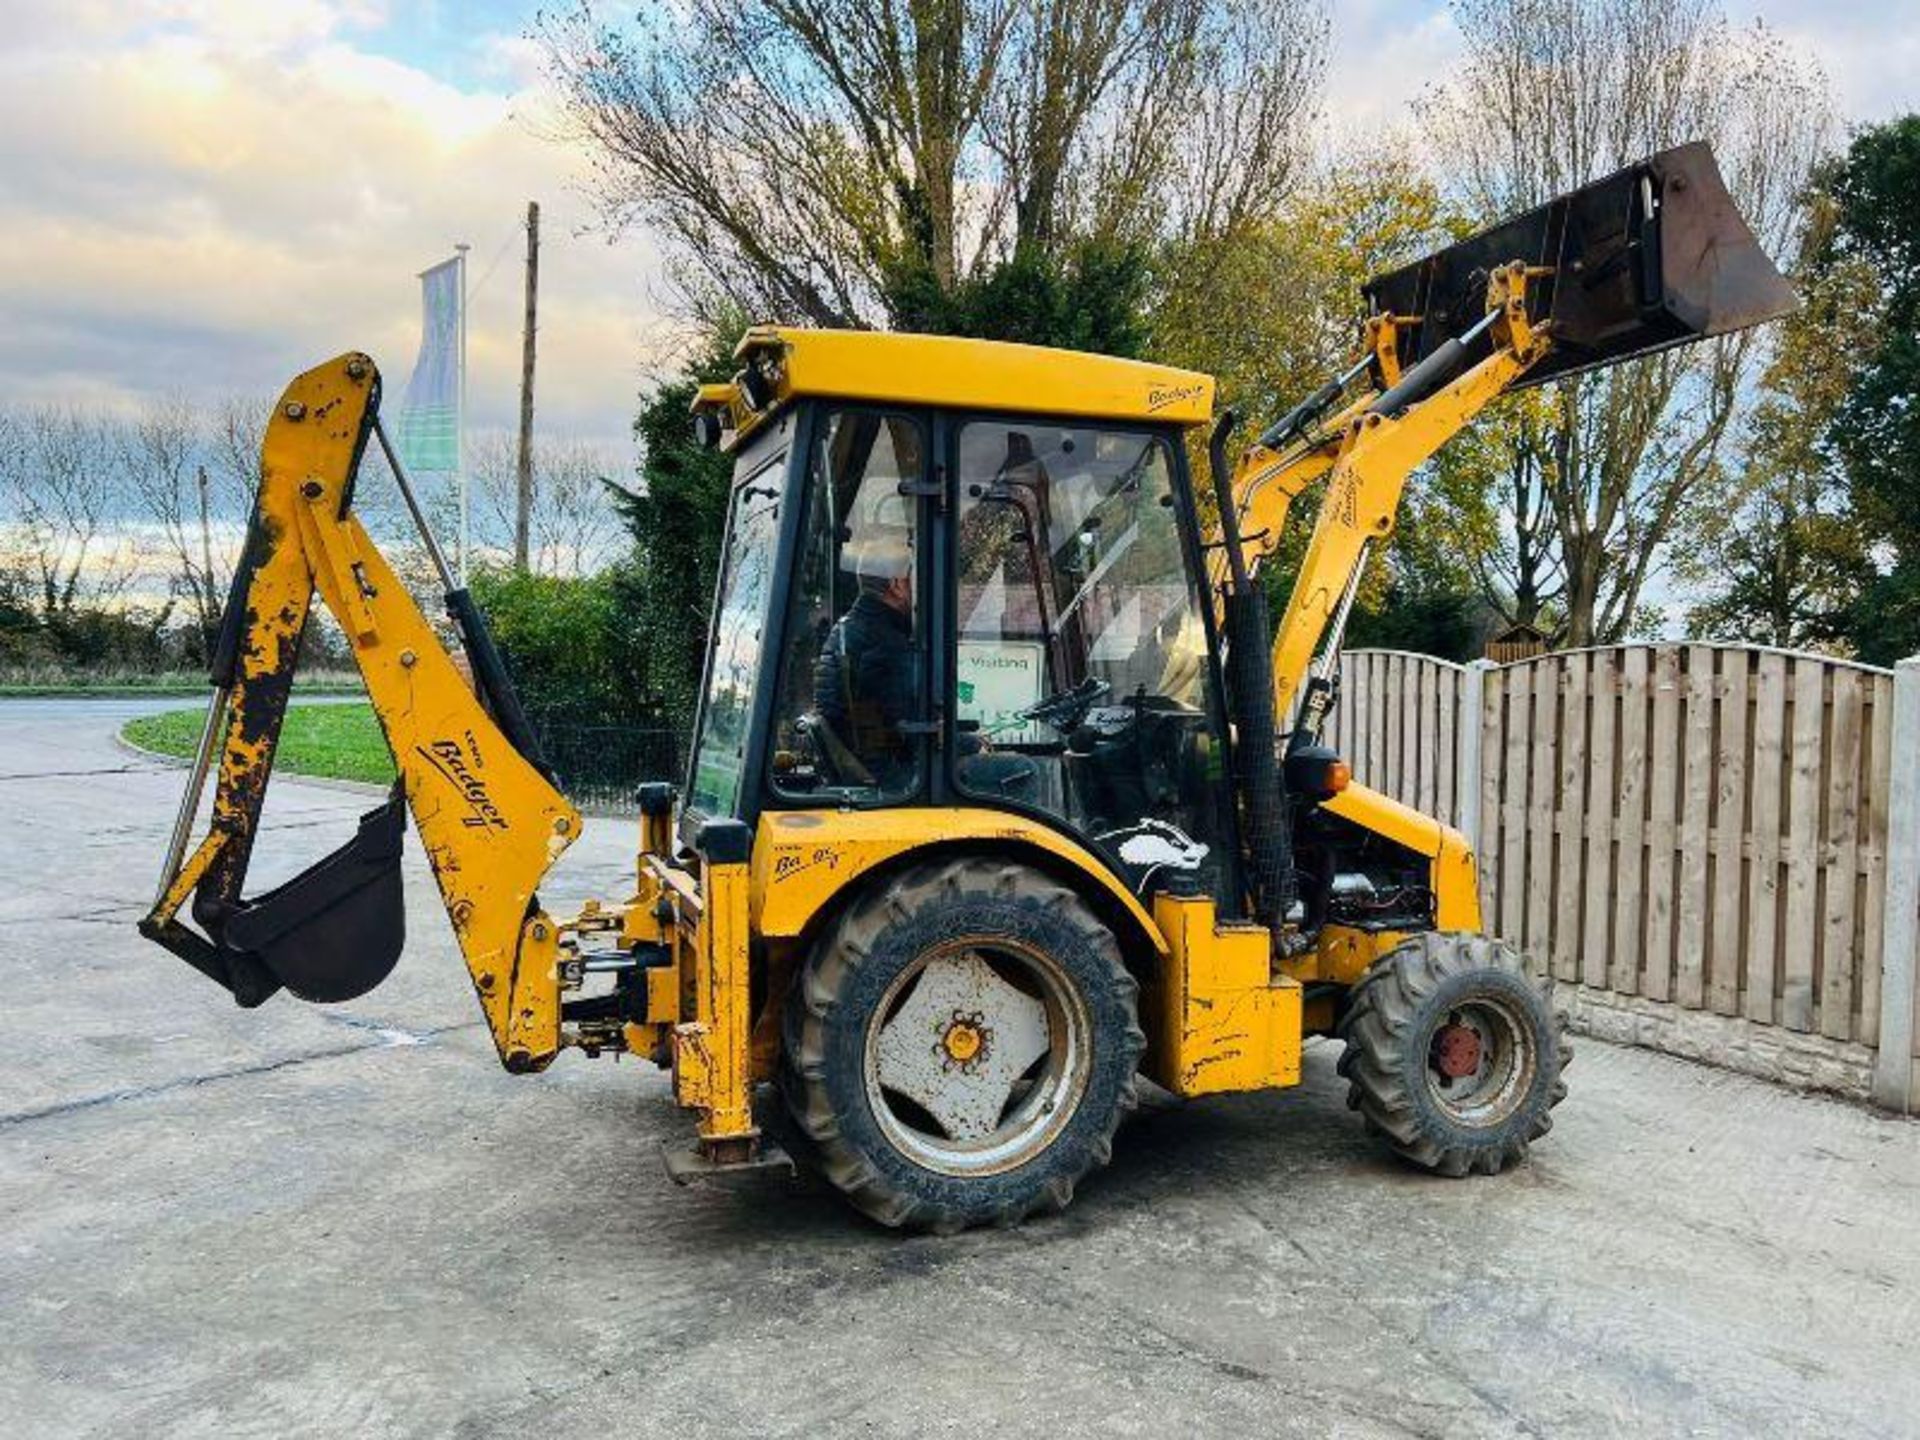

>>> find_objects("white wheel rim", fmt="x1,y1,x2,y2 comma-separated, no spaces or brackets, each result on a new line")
863,937,1091,1177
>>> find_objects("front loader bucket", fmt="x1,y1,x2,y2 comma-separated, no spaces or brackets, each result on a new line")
1364,141,1796,388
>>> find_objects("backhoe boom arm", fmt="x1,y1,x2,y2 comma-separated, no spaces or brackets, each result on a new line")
142,354,581,1071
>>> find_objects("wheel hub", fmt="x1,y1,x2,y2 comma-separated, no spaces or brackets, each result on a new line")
939,1011,990,1070
1431,1021,1484,1079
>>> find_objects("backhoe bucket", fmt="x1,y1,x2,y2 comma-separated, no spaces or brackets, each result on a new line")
1363,141,1795,387
212,795,407,1004
145,792,408,1008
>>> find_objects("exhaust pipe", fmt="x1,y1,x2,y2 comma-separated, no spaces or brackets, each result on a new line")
1363,141,1796,390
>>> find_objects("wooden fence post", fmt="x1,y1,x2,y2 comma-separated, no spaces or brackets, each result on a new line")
1458,659,1494,851
1873,655,1920,1113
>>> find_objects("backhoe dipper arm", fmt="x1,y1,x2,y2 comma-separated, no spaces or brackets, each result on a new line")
142,354,582,1072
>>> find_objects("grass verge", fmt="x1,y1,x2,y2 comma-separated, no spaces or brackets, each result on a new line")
124,702,396,786
0,667,364,698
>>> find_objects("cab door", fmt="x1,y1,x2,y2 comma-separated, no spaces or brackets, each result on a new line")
946,415,1239,904
761,405,934,809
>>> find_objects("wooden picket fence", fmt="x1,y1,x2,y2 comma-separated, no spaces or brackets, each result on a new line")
1323,645,1920,1110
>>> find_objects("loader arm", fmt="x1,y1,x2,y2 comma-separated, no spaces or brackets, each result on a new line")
142,354,581,1072
1196,269,1547,771
1194,141,1793,935
1263,286,1544,726
1218,139,1795,742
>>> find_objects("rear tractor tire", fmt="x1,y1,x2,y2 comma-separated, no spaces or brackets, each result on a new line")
1337,931,1568,1177
781,859,1144,1232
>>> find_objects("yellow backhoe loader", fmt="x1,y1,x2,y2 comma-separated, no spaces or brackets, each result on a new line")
142,143,1792,1230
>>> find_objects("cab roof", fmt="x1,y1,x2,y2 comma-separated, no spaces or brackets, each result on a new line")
693,325,1215,449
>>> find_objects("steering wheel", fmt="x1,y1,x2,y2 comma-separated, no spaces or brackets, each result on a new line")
1015,675,1112,732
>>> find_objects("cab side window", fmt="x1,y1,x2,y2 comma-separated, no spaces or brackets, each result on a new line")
952,420,1230,898
769,410,926,801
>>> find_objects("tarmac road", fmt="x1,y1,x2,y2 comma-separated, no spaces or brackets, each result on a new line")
2,697,1916,1439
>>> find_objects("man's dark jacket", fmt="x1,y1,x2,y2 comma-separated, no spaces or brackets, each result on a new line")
813,589,916,775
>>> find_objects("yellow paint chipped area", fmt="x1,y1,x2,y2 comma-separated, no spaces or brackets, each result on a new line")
1146,891,1299,1098
266,355,580,1069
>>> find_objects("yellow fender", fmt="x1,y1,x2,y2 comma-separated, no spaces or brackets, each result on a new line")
751,807,1168,957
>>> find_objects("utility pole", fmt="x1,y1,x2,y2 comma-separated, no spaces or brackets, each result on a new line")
195,463,217,640
515,200,539,572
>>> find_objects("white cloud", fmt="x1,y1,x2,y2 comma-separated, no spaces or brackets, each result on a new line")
0,0,674,459
1319,0,1463,145
1724,0,1920,124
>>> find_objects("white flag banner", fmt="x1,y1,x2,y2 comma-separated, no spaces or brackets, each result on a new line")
395,256,462,475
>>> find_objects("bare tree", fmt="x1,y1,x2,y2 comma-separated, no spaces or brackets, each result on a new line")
532,440,625,576
207,395,267,507
1165,0,1328,246
471,429,624,577
1004,0,1327,252
1423,0,1832,643
120,395,232,650
469,430,519,563
0,409,35,624
537,0,1327,327
4,406,137,621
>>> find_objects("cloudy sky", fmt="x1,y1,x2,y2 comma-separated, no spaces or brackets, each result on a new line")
1,0,1913,463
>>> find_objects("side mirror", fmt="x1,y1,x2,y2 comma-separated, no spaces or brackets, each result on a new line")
736,363,775,412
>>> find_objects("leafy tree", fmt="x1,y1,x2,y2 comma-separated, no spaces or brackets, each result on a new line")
1155,149,1490,656
1422,0,1832,645
467,566,627,723
1824,116,1920,664
609,328,740,727
1427,387,1562,635
886,236,1152,357
1153,148,1456,422
1343,475,1496,661
1684,188,1877,649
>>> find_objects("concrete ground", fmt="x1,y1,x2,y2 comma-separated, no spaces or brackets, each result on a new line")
2,697,1916,1439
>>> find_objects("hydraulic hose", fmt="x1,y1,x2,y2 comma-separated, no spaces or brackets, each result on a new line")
1209,410,1296,930
373,416,553,783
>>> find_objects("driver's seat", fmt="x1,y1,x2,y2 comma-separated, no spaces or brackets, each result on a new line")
797,711,875,788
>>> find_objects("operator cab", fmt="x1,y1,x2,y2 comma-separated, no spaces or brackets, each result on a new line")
686,329,1238,906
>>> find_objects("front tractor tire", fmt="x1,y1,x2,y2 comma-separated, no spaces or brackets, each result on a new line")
1337,932,1569,1177
781,859,1145,1232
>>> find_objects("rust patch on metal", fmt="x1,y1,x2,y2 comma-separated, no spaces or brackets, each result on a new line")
1432,1023,1483,1079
